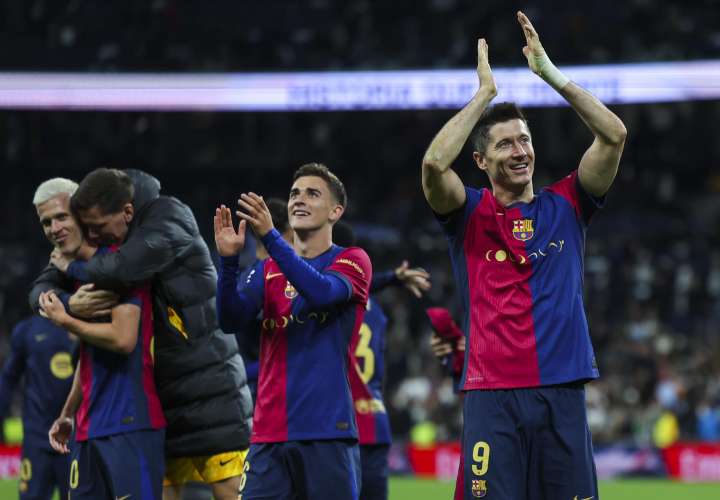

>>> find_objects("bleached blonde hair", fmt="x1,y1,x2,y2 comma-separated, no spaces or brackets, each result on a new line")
32,178,78,206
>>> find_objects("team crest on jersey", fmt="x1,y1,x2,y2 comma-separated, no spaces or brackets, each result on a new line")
284,282,298,299
471,479,488,497
512,219,535,241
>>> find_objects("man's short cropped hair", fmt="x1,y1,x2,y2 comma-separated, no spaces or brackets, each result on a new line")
32,178,78,206
266,197,290,233
472,102,529,154
71,168,135,215
293,163,347,208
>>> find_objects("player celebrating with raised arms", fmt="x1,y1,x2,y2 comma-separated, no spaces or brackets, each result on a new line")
215,163,371,500
421,11,626,500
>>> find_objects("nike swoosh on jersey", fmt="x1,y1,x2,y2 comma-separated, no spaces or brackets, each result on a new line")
265,272,284,280
573,496,594,500
116,495,132,500
219,456,237,466
35,334,48,342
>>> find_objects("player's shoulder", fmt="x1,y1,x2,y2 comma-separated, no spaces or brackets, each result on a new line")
540,170,579,196
465,185,490,213
12,315,49,335
332,246,371,275
334,245,370,264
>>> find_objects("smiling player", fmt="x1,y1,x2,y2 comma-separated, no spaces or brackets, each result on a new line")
421,11,627,500
216,163,371,500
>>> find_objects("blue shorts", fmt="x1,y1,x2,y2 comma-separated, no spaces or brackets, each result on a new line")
458,383,598,500
18,439,70,500
240,440,361,500
69,429,165,499
359,444,389,500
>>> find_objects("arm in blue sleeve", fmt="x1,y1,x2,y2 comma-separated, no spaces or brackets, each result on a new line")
370,270,400,293
66,260,90,283
216,256,264,334
245,361,259,381
0,323,28,419
261,229,351,307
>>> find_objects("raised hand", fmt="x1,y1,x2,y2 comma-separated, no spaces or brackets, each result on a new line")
236,193,275,238
476,38,497,98
395,260,431,298
214,205,246,257
517,10,569,88
48,417,73,454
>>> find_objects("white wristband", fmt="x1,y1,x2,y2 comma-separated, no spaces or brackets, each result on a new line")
533,53,570,89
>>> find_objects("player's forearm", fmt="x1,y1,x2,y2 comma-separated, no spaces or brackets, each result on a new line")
59,365,82,419
262,229,350,307
422,91,494,174
57,316,132,354
216,257,260,332
29,265,72,313
370,270,399,293
559,83,627,146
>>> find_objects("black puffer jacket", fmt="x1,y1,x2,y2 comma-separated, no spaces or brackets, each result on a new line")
30,170,253,457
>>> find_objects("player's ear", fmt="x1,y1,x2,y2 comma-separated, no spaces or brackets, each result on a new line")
122,203,134,224
328,204,344,223
473,151,488,172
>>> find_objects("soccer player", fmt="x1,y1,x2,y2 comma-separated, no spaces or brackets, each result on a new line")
41,259,166,499
0,314,76,500
215,163,371,500
333,221,431,500
421,11,627,500
0,179,82,499
29,169,253,500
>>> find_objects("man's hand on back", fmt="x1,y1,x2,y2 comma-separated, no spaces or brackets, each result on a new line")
68,283,119,319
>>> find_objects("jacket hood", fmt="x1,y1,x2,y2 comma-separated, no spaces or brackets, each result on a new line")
125,169,161,213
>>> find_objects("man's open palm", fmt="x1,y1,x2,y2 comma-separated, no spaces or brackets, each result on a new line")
214,205,246,256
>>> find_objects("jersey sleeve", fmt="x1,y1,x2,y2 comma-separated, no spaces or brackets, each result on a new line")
433,187,485,240
326,247,372,305
217,257,265,333
545,170,605,225
0,320,29,418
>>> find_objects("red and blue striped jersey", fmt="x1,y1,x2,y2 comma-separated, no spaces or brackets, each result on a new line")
437,170,602,390
349,297,391,445
75,284,166,441
242,245,371,443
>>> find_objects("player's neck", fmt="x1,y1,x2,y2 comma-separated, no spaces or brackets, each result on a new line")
68,241,98,262
293,227,333,259
492,181,534,207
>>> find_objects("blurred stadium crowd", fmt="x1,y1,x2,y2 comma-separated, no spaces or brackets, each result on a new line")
2,0,720,452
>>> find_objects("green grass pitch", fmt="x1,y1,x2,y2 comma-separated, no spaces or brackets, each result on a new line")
0,477,718,499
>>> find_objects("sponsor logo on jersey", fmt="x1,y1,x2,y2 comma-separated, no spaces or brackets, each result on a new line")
512,219,535,241
483,239,566,265
50,352,74,379
261,311,330,331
